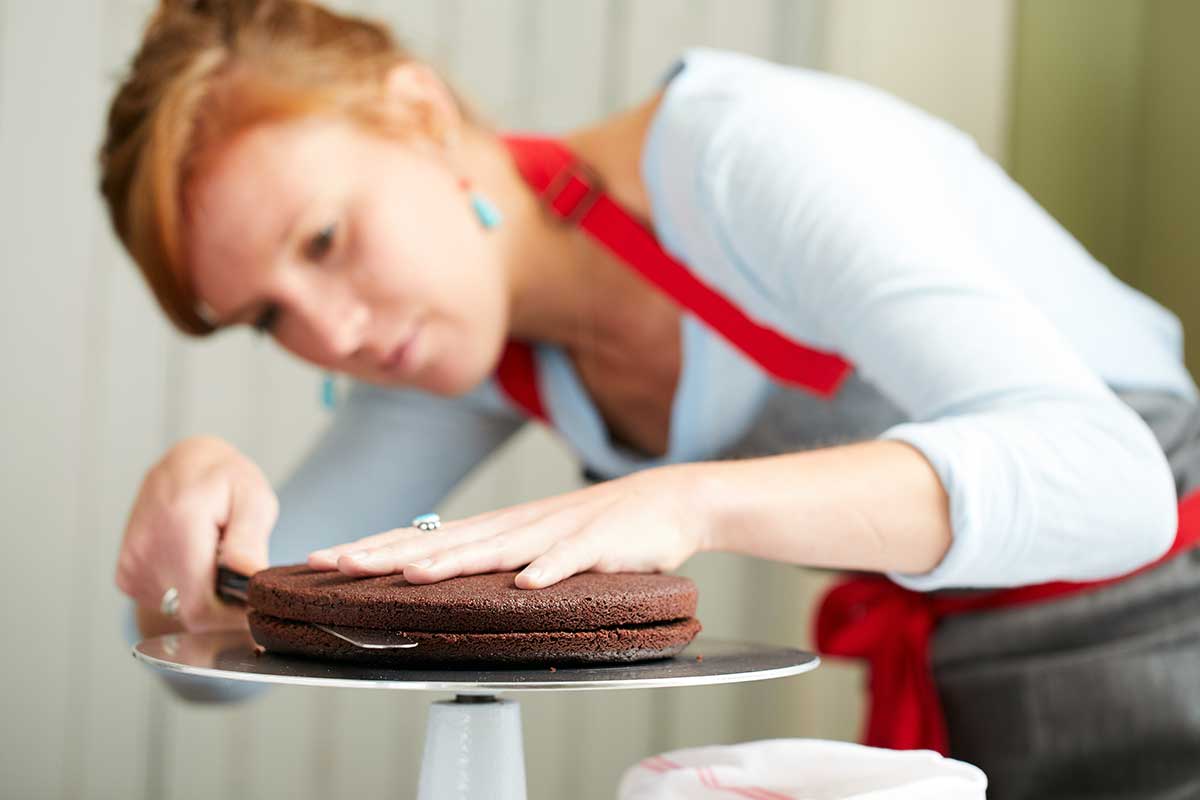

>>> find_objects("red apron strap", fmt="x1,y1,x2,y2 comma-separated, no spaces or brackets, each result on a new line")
502,135,853,397
495,340,547,423
816,488,1200,755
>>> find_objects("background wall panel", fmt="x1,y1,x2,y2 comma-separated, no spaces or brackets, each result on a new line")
1009,0,1145,285
1139,0,1200,361
1010,0,1200,376
2,3,104,798
825,0,1015,162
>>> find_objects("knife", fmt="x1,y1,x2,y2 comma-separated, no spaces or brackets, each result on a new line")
216,566,419,650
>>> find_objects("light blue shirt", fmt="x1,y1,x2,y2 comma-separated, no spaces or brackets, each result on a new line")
272,49,1197,593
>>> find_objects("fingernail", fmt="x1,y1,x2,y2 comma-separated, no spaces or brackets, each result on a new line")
347,550,374,564
408,558,434,569
522,567,542,582
310,549,333,561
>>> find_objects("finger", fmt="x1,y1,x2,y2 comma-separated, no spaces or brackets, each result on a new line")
117,466,250,634
115,489,219,612
175,522,227,631
327,501,559,575
512,496,627,589
411,500,615,585
114,485,174,609
307,513,514,569
115,557,170,612
114,530,156,608
168,496,252,633
218,479,277,575
334,532,455,576
307,527,429,570
316,526,471,573
126,526,226,633
400,523,565,584
515,534,604,590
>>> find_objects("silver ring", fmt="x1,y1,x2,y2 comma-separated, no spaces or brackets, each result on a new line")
160,586,181,617
411,513,441,532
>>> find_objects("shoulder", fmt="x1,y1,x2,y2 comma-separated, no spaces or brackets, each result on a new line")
639,50,1002,348
643,48,982,236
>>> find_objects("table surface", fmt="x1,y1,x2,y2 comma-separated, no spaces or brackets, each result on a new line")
133,631,820,693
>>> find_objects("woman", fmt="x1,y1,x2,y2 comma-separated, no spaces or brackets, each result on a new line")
103,2,1200,797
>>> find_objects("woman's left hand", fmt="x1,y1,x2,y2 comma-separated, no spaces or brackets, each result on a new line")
306,463,715,589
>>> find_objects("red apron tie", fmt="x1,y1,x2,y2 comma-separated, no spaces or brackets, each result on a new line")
495,340,547,423
816,577,949,752
816,489,1200,755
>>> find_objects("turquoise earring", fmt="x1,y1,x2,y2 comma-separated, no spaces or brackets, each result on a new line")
461,178,502,229
321,372,337,410
471,192,503,229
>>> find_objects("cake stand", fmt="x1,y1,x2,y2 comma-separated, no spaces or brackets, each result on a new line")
133,631,819,800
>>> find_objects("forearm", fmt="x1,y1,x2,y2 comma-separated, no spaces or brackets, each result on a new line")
697,440,951,575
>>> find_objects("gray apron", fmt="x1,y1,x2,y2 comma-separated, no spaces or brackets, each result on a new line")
931,391,1200,800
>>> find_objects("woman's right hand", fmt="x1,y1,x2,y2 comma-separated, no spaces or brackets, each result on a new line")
115,435,278,637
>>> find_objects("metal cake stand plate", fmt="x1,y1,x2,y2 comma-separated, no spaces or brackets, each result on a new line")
134,632,819,800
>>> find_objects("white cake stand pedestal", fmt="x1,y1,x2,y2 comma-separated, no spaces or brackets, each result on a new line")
133,632,819,800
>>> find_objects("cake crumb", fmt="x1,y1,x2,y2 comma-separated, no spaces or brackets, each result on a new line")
549,666,557,672
695,655,704,663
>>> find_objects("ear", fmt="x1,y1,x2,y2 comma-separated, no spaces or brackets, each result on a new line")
383,61,465,150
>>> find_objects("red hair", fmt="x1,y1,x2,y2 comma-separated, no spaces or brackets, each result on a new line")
98,0,466,335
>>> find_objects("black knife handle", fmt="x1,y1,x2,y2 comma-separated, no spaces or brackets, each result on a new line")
216,566,250,605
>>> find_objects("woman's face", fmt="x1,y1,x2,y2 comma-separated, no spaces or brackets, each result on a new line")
185,115,510,396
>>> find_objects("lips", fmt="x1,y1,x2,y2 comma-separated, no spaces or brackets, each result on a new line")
381,323,421,374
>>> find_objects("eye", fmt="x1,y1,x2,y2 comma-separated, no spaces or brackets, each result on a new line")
253,303,280,335
305,223,337,263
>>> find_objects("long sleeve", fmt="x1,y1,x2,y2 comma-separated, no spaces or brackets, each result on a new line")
268,381,524,565
645,54,1180,590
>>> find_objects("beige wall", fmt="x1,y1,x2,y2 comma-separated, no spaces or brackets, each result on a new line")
824,0,1016,162
1009,0,1147,284
1138,1,1200,374
1011,0,1200,375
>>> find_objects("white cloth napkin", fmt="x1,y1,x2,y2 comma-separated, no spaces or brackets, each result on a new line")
618,739,987,800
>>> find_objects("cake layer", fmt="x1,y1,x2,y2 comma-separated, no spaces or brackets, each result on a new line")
248,611,702,667
248,566,698,633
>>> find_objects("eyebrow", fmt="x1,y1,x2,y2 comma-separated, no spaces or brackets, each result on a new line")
211,203,305,327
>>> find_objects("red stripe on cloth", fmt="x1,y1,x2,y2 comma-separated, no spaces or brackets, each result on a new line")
696,766,795,800
502,135,853,398
816,487,1200,754
495,340,547,422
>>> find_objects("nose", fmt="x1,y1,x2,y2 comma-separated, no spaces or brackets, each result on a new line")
321,301,370,361
294,286,371,362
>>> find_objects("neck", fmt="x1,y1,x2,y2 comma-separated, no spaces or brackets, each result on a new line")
457,94,664,356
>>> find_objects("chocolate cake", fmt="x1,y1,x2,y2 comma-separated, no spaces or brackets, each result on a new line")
246,566,701,667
